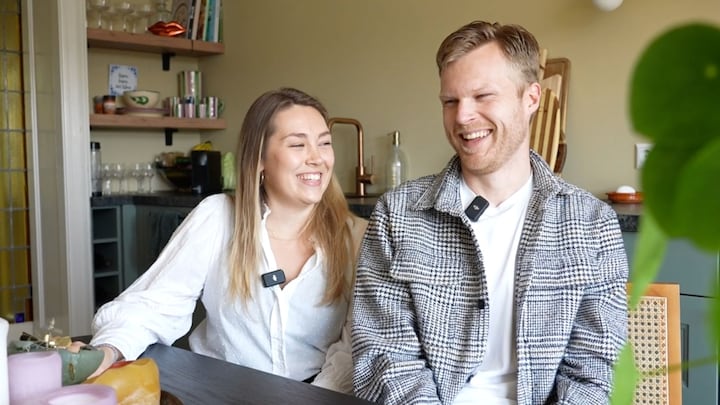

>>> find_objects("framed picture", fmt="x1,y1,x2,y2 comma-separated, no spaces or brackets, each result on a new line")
108,64,138,96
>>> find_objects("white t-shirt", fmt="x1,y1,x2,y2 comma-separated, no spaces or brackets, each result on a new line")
453,175,532,405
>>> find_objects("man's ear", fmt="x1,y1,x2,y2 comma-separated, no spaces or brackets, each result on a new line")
526,82,542,114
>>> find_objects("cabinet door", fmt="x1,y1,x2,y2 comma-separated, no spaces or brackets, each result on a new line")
122,205,191,288
680,295,719,405
622,233,718,297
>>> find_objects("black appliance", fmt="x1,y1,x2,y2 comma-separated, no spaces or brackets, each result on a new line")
191,150,222,195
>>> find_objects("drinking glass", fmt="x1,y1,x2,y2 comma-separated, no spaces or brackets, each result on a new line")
153,0,171,23
103,4,119,31
101,163,114,195
131,163,147,193
131,2,154,34
113,0,134,32
111,163,129,194
87,0,110,29
141,162,156,193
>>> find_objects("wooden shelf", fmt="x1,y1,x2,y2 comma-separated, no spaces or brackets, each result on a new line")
86,28,226,144
90,114,226,130
90,114,226,145
87,28,224,56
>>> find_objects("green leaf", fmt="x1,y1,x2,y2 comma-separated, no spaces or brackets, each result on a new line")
611,344,640,405
627,20,720,405
628,211,667,308
674,137,720,250
640,144,697,236
630,23,720,145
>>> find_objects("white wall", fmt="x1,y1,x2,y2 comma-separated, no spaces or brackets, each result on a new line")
197,0,720,197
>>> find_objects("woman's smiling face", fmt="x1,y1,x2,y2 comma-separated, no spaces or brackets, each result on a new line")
260,105,334,209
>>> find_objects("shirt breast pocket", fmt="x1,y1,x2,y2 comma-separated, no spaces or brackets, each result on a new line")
530,249,601,288
523,250,600,339
389,248,482,342
389,247,466,285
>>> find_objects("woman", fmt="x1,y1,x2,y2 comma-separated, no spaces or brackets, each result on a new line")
78,87,367,393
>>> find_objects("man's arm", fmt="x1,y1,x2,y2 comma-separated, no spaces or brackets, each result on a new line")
352,197,441,405
553,211,629,404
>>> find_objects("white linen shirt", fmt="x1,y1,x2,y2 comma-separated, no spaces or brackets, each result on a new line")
91,194,355,393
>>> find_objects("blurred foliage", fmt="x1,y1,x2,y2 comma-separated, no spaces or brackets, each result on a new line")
612,22,720,403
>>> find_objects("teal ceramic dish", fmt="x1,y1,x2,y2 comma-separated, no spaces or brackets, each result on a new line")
8,341,104,385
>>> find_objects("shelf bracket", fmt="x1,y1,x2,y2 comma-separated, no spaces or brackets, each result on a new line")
161,52,176,71
164,128,178,145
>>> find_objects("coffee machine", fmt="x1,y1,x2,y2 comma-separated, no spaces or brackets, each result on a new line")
191,150,222,195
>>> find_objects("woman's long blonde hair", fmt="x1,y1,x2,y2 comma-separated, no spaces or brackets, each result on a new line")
228,87,357,304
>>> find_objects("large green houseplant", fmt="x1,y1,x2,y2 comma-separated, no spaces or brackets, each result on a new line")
611,22,720,404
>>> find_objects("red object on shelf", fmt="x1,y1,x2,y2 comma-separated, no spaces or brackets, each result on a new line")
147,21,186,37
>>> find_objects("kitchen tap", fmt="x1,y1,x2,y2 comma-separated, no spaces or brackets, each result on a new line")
327,117,374,197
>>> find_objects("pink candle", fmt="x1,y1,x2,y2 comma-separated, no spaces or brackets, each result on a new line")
0,319,8,404
8,351,62,403
33,384,117,405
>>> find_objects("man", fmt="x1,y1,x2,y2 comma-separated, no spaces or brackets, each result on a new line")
352,21,628,405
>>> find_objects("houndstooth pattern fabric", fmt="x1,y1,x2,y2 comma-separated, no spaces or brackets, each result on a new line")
352,151,629,405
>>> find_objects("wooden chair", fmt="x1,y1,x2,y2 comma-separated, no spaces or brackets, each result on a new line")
626,283,682,405
531,54,571,174
530,87,561,171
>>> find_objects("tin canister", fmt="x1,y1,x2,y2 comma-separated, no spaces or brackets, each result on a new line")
178,70,202,100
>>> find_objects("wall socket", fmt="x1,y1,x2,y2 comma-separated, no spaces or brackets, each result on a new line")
635,143,652,168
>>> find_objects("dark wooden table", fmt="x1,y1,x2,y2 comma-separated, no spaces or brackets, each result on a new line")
138,343,376,405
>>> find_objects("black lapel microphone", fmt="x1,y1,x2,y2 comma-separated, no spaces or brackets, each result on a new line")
261,269,286,287
465,195,489,222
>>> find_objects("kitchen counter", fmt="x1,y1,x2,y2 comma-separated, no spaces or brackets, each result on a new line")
90,193,641,232
91,191,206,208
609,201,642,232
90,192,380,220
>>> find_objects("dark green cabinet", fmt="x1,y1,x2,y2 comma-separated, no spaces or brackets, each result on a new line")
122,204,192,288
622,233,719,405
91,206,123,310
91,203,191,309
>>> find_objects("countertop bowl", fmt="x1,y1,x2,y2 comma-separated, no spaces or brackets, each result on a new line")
156,166,192,191
607,191,644,204
122,90,161,109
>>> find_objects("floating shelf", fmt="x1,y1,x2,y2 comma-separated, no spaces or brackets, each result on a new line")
90,114,227,145
87,28,224,69
87,28,224,56
90,114,226,130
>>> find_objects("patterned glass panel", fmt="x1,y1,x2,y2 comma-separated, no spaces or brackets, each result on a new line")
0,0,31,323
2,13,20,52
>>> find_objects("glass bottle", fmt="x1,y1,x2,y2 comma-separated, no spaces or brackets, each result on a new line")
90,142,102,197
386,130,408,191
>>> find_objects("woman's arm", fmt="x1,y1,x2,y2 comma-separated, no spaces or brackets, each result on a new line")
90,195,233,363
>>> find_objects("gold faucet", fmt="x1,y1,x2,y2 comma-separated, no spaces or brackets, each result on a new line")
327,117,374,197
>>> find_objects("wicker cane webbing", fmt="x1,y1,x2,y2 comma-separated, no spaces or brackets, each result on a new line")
628,295,669,405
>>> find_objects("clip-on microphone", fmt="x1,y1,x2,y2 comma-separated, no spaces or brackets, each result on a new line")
465,195,489,222
261,269,286,287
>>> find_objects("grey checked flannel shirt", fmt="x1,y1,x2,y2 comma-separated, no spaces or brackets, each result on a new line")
352,151,629,405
